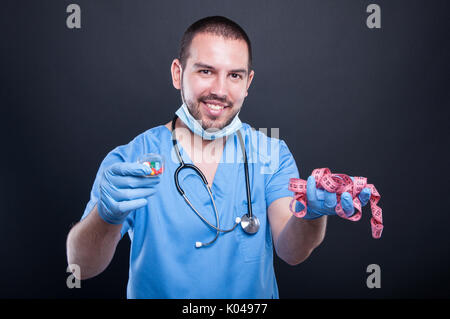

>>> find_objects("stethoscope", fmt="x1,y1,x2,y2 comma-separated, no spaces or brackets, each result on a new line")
171,115,260,248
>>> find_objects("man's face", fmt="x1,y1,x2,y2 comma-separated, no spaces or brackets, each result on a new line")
173,32,254,131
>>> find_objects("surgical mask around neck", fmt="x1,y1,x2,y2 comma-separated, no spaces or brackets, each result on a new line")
175,102,242,140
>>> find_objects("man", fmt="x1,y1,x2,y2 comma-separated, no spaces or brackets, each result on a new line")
66,16,371,298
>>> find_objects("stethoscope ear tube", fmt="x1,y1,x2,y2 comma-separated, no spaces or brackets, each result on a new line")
236,128,253,220
174,164,209,196
173,165,185,196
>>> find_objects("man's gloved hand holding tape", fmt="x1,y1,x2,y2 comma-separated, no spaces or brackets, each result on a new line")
289,168,383,238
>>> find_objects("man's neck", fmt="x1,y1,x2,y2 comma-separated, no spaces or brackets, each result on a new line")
166,118,227,162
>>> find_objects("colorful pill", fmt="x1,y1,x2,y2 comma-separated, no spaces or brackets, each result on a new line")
142,161,150,168
139,154,164,177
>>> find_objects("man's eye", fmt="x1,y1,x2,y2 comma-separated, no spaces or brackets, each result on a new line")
230,73,242,79
200,70,211,75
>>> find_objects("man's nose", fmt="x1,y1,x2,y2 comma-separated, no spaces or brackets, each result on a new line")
210,74,228,97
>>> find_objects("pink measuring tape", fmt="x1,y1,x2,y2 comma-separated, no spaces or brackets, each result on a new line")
288,168,383,239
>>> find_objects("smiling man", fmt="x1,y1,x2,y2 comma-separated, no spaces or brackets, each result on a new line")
66,16,371,299
177,32,252,128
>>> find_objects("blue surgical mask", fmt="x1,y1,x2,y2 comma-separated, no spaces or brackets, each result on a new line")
175,102,242,140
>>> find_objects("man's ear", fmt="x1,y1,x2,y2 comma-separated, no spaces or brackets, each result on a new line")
171,59,182,90
245,69,255,97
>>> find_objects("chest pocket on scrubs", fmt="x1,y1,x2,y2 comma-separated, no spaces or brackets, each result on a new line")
235,201,272,263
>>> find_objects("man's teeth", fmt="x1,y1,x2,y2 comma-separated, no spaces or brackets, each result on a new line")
206,103,224,110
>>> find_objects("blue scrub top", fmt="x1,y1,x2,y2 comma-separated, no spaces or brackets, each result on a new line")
82,123,299,299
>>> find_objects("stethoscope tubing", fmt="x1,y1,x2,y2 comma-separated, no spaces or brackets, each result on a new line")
171,115,257,247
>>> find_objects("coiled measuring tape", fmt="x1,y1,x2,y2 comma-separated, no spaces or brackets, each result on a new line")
288,168,383,239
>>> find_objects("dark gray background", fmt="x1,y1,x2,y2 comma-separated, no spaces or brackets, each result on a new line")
1,0,449,298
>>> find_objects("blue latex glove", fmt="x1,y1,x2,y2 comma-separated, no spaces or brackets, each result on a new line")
296,175,372,220
97,162,161,224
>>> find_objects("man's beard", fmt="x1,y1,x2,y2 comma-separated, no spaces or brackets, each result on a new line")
180,83,240,132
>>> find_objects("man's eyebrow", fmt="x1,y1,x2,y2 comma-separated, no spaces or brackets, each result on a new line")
193,63,247,75
230,68,248,75
193,63,215,69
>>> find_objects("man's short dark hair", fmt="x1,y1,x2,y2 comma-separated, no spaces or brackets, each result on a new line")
179,16,253,71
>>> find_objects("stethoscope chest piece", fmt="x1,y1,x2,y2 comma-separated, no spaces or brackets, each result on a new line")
240,214,260,234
